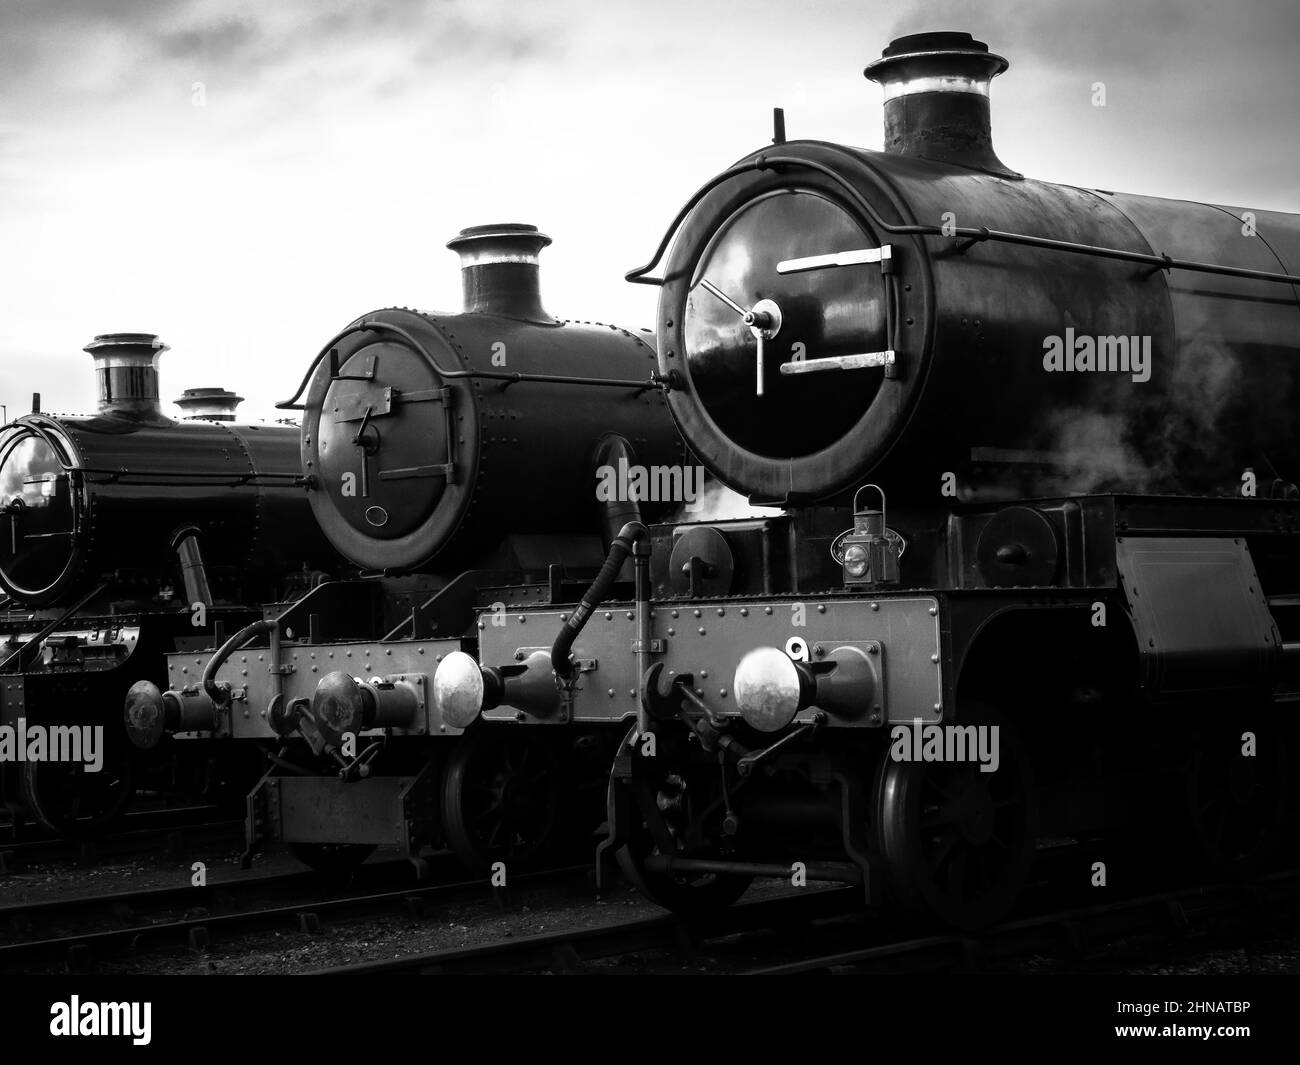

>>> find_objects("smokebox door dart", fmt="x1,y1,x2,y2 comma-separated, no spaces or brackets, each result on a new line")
697,278,782,395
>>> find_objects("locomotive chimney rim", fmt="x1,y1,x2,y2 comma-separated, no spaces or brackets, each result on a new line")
446,223,555,323
864,31,1019,178
83,332,171,420
174,386,245,422
446,223,552,268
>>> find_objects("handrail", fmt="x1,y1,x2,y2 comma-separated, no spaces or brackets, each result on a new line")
276,319,659,411
626,148,1300,289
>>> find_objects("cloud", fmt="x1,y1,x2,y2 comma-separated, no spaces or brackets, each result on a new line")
1,0,1298,426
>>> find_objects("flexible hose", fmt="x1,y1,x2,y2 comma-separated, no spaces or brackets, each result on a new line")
203,619,277,704
552,521,646,678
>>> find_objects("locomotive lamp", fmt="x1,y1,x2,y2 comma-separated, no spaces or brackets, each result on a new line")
832,484,902,587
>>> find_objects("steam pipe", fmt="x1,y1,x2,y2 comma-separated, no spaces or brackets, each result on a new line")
593,435,644,552
170,525,213,608
552,521,647,679
634,537,651,736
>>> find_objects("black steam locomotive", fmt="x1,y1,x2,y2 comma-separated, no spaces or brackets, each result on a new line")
124,32,1300,927
125,225,682,873
1,335,335,837
427,31,1300,928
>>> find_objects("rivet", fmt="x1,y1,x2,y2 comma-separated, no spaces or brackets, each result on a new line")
700,670,709,679
764,607,773,615
719,689,728,698
740,607,748,617
671,610,679,619
817,604,826,613
698,627,706,635
933,703,942,712
930,653,939,663
604,612,612,621
868,645,879,655
693,609,702,618
667,628,675,636
928,607,938,616
871,602,879,611
608,688,616,697
626,611,634,620
716,608,725,617
518,616,526,623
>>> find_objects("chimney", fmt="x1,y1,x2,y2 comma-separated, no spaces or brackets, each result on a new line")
864,31,1017,178
445,223,555,323
83,333,171,421
174,387,244,422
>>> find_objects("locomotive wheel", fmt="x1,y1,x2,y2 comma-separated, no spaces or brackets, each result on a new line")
290,842,377,876
1182,721,1287,872
873,705,1033,931
440,729,559,874
20,754,133,841
609,726,753,914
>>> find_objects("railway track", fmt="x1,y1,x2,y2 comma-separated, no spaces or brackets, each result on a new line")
0,857,589,973
309,886,865,975
308,869,1300,976
0,804,243,873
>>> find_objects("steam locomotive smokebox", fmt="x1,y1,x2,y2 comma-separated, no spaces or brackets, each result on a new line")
0,334,332,607
650,31,1300,506
301,224,681,573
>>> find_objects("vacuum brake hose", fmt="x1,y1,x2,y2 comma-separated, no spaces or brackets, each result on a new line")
203,618,277,704
551,520,646,678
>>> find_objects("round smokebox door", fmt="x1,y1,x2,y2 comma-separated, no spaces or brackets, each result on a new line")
315,343,450,541
682,189,888,459
0,428,78,600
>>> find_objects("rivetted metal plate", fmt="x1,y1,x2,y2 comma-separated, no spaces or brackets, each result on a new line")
477,596,943,726
165,639,461,740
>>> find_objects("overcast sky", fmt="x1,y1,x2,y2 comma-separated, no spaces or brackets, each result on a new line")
1,0,1297,422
